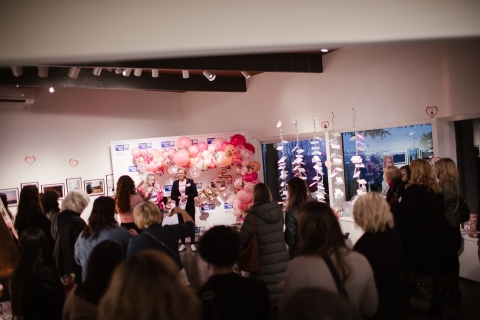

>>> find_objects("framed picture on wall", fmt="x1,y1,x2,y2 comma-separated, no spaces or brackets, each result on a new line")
0,188,19,206
84,179,105,196
421,149,434,160
408,148,420,164
66,177,82,194
391,152,407,165
20,182,39,189
106,174,114,197
41,183,65,199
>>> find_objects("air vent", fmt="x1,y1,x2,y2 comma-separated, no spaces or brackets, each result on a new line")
0,87,35,105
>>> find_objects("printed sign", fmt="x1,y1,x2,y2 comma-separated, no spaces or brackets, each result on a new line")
207,138,215,144
164,184,173,195
191,139,198,145
161,141,176,148
115,144,129,151
196,183,202,190
202,204,215,210
224,202,233,209
138,142,152,149
128,166,138,172
211,181,226,189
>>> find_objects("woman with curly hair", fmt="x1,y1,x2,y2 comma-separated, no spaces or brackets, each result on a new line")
75,197,131,280
395,159,457,317
138,173,164,211
115,175,143,234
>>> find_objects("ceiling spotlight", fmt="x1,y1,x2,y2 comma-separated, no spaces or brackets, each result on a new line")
11,66,23,77
203,70,216,81
38,66,49,78
241,71,251,79
321,49,329,53
115,68,122,74
49,87,55,93
182,70,189,79
134,68,142,77
152,69,159,78
123,68,132,77
93,67,102,76
68,67,81,79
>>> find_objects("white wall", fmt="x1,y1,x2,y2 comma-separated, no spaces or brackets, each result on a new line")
0,87,183,218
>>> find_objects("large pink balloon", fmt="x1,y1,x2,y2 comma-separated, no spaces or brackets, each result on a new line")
243,173,253,182
220,141,229,151
197,142,208,152
237,190,253,203
211,138,226,151
188,145,199,157
230,134,246,147
131,147,142,158
244,143,255,154
251,172,259,180
173,150,190,166
177,136,192,149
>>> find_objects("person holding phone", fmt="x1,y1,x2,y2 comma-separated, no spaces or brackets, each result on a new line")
170,168,198,252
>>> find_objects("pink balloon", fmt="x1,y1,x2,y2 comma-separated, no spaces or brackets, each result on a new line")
188,145,199,157
220,141,229,151
197,142,208,152
212,138,226,151
143,153,153,164
251,172,258,180
131,147,142,158
230,134,246,147
237,190,253,203
243,173,254,182
244,143,255,154
173,150,190,166
237,202,248,211
168,148,176,159
232,154,242,165
177,136,192,149
244,182,254,193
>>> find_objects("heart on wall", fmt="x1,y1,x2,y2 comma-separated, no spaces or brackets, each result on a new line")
25,156,36,165
69,159,79,167
426,106,438,118
321,121,330,130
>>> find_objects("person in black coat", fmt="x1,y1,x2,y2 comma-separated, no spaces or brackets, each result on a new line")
170,168,198,252
384,166,402,213
353,192,403,320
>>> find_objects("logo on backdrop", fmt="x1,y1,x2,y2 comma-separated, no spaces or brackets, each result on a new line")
128,166,138,172
224,202,233,210
115,144,130,151
191,139,198,145
202,204,215,210
196,183,202,190
207,138,215,144
161,141,175,148
138,143,152,149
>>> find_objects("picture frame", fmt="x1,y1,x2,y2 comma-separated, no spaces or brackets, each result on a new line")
20,182,39,189
407,148,420,164
84,179,105,196
391,152,407,165
41,183,65,199
106,174,114,197
0,188,19,206
66,177,82,194
420,149,434,160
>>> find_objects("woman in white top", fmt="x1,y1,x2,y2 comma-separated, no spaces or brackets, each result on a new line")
283,201,378,318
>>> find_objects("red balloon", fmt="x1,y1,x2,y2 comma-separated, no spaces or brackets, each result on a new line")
220,141,229,151
232,154,242,165
243,173,254,182
230,134,246,147
238,202,248,211
251,172,258,180
244,143,255,154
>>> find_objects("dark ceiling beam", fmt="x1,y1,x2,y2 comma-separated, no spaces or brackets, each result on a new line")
0,67,246,92
61,53,323,73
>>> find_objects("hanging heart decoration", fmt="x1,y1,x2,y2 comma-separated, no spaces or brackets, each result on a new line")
426,106,438,118
320,121,330,131
25,156,36,165
69,159,79,167
324,160,332,169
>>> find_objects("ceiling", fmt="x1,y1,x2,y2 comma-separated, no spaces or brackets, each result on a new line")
0,52,327,93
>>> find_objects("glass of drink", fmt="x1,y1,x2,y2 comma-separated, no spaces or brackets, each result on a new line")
61,274,76,295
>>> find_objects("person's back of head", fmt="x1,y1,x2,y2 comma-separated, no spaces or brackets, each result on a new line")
409,159,441,193
14,186,44,231
435,158,459,191
280,287,362,320
76,240,123,305
384,166,402,184
286,177,309,212
61,189,90,214
198,226,240,269
253,183,273,205
99,250,201,320
115,175,135,214
82,196,117,239
41,190,60,212
353,192,394,233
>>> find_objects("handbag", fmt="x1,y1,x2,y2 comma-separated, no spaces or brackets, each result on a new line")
237,212,261,272
323,255,349,301
458,197,471,223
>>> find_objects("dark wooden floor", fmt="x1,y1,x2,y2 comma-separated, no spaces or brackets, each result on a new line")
180,245,480,320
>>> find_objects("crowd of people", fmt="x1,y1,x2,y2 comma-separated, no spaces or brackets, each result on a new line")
4,157,468,319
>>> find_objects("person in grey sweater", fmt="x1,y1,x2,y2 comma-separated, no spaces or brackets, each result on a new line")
240,183,290,305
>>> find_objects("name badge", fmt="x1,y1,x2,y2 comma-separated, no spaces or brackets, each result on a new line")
186,183,191,187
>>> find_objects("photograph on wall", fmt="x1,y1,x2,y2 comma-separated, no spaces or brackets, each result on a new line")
66,178,82,194
0,188,19,206
106,174,114,197
84,179,105,196
407,148,419,164
41,183,65,199
20,182,39,189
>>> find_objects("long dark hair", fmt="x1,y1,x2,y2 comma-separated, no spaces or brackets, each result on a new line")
298,201,351,283
75,240,123,305
10,227,61,317
115,175,135,214
286,177,309,212
14,186,45,232
41,190,60,213
82,197,117,240
253,183,273,205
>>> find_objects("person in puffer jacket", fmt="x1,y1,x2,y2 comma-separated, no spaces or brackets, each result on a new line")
239,183,290,305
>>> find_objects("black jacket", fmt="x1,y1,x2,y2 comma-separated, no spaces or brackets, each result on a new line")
170,178,198,216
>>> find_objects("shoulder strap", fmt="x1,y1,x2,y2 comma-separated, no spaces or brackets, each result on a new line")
143,231,181,265
323,255,349,301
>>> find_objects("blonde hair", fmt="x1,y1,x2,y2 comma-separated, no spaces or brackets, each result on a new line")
175,168,188,179
61,189,90,213
133,201,162,229
143,173,160,192
435,158,459,192
384,166,401,184
353,192,394,233
409,159,441,193
99,250,201,320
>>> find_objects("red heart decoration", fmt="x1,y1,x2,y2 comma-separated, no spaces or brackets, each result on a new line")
69,159,79,167
426,106,438,118
25,156,36,165
321,121,330,130
324,160,332,169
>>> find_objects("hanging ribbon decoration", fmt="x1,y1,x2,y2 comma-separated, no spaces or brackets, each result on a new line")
292,119,307,180
310,117,325,202
276,121,288,200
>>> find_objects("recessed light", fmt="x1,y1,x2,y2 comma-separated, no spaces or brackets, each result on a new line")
49,87,55,93
321,49,329,53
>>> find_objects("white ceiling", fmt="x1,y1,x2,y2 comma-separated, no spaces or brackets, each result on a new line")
1,0,480,65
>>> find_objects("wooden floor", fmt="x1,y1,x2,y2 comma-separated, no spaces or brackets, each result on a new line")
180,245,480,320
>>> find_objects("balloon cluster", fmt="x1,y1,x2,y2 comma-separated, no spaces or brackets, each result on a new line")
227,160,261,218
131,148,166,176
